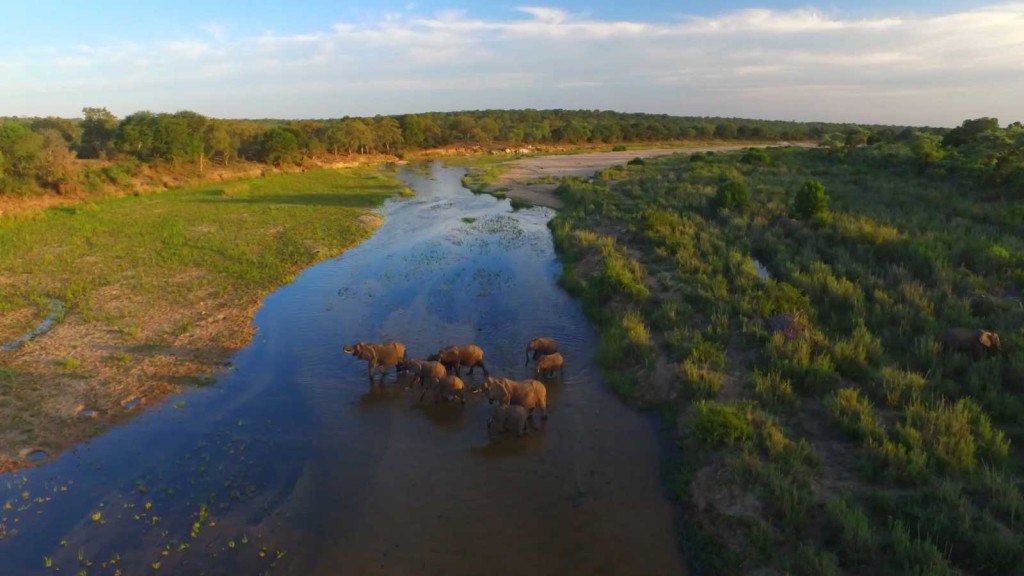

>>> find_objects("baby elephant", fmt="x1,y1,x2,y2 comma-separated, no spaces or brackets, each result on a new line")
398,359,447,389
436,345,488,377
534,352,564,379
488,404,529,437
939,328,1001,360
421,374,467,404
343,341,407,382
525,337,558,366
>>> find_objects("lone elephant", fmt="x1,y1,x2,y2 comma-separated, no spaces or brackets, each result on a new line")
343,341,407,382
525,337,558,366
939,328,1001,360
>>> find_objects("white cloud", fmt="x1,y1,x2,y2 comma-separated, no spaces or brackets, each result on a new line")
3,3,1023,126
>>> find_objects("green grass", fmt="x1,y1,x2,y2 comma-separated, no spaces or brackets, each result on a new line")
548,145,1024,575
0,167,404,327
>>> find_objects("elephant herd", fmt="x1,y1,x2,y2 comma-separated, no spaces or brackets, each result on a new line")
342,337,565,438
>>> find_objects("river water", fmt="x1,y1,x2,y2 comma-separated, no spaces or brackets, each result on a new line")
0,163,685,575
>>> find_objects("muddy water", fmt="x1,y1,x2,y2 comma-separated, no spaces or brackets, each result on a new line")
0,163,685,575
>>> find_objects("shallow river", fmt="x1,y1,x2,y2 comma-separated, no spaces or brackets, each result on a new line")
0,163,685,575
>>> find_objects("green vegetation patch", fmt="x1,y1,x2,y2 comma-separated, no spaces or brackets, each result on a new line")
548,132,1024,575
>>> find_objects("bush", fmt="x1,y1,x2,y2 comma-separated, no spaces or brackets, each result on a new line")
714,179,751,213
794,179,829,219
611,144,627,151
877,366,927,408
825,498,874,564
751,370,796,409
691,401,754,447
627,156,645,166
791,543,840,576
889,519,957,576
827,387,884,441
680,359,725,399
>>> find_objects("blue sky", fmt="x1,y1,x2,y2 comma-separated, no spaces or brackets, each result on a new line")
1,1,1021,126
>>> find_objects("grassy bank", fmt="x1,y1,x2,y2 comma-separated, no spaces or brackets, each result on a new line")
549,147,1024,575
0,167,408,472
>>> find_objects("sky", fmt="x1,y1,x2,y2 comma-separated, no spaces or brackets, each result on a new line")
1,1,1021,127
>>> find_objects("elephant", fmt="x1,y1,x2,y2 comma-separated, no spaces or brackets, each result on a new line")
436,345,488,377
525,337,558,366
420,374,467,404
483,376,548,421
487,404,528,437
939,328,1001,360
343,341,407,383
397,359,447,389
534,352,564,380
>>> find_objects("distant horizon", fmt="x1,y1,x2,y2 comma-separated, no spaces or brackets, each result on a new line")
2,1,1022,127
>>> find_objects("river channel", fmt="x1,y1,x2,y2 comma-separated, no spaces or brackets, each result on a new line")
0,162,685,575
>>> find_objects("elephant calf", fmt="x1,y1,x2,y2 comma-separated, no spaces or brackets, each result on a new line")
484,377,548,421
436,345,488,377
525,337,558,366
398,359,447,389
488,404,528,437
421,374,467,404
534,352,564,379
343,341,407,381
939,328,1001,360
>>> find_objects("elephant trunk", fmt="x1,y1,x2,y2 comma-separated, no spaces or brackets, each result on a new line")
525,345,531,366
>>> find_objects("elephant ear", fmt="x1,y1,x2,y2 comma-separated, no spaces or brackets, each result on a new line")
979,331,994,347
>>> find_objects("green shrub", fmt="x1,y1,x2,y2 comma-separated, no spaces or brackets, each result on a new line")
877,366,927,408
831,325,883,379
714,179,751,212
751,370,796,409
794,179,829,219
611,144,627,152
691,401,754,447
791,543,840,576
889,519,957,576
826,388,884,441
825,498,874,564
863,437,930,485
900,398,1008,473
627,157,645,166
679,360,724,399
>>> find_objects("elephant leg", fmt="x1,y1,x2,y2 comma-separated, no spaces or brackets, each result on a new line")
477,360,489,377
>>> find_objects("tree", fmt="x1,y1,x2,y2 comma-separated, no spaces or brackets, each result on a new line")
910,132,945,167
340,118,374,154
375,116,404,153
0,123,45,187
79,107,118,159
943,117,999,148
794,180,829,219
260,127,300,166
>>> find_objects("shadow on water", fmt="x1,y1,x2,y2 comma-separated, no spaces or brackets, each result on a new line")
0,161,686,576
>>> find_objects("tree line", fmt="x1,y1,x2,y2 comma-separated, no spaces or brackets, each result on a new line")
1,107,1018,197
